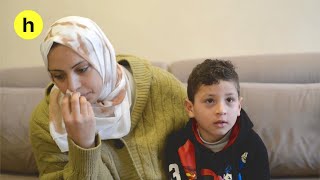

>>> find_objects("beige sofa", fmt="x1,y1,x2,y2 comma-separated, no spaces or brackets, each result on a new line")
1,53,319,179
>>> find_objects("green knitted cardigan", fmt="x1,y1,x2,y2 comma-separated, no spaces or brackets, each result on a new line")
30,55,188,180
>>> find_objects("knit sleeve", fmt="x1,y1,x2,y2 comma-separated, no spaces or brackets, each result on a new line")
152,66,189,131
29,98,115,180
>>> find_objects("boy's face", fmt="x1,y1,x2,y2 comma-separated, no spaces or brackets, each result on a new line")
185,80,242,143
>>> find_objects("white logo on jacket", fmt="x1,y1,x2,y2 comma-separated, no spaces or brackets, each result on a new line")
169,163,181,180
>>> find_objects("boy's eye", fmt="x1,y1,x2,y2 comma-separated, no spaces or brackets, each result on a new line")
226,97,236,103
205,98,215,104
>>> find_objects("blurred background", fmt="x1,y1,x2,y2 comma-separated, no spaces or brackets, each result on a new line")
1,0,320,69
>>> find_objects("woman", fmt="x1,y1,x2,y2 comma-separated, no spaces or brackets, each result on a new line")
30,16,188,179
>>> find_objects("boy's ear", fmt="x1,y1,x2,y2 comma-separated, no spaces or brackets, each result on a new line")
185,99,195,118
238,96,243,116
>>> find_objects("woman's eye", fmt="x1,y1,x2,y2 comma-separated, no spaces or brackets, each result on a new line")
52,74,65,80
78,66,89,73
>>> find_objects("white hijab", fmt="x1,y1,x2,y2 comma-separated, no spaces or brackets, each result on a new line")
40,16,131,152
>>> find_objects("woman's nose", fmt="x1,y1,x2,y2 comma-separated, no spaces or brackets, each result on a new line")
67,75,81,92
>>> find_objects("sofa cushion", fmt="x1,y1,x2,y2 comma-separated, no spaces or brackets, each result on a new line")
240,83,320,177
170,53,320,84
0,87,44,174
0,67,50,88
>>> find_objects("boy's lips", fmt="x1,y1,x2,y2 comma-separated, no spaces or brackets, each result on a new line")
214,120,228,128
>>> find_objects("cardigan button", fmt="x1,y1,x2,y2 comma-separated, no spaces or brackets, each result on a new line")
113,139,124,149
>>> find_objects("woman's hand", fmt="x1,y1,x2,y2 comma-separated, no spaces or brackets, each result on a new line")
61,92,96,149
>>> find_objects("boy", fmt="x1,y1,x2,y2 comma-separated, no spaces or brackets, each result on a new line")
165,59,270,180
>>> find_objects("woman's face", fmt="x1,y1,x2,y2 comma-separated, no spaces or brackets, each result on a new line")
48,44,103,103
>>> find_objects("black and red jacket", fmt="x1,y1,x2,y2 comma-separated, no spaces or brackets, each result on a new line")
164,109,270,180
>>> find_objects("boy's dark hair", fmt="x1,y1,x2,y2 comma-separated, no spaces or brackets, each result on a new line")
187,59,240,103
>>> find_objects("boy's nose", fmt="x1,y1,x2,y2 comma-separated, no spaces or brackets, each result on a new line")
216,102,227,115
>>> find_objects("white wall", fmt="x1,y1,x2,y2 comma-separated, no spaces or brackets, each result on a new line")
1,0,320,69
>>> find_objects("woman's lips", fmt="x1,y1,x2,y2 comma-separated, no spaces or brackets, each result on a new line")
81,92,92,99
